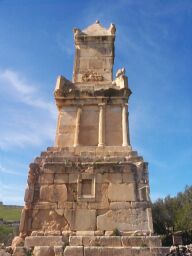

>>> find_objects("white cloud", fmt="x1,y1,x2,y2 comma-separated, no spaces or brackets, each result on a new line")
0,164,25,176
0,69,35,95
0,69,56,117
0,69,57,149
0,114,56,149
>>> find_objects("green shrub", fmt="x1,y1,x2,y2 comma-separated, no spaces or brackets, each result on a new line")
113,228,121,236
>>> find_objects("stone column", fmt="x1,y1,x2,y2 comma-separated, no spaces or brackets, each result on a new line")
127,110,131,146
74,105,82,147
98,103,105,147
122,103,130,147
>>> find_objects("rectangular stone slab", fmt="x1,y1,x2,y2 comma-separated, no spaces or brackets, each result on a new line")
24,236,64,248
84,247,132,256
64,246,83,256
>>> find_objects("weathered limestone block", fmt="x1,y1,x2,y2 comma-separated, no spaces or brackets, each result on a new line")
54,174,69,184
91,183,109,209
108,183,136,201
25,236,64,248
97,208,149,231
69,173,78,183
58,202,74,209
13,247,27,256
32,209,68,231
24,186,34,203
94,230,104,236
147,208,154,233
150,247,169,255
84,236,122,247
85,246,160,256
110,202,131,210
66,183,77,201
55,209,64,216
33,246,55,256
131,247,151,256
33,202,57,209
69,236,122,247
75,209,96,230
44,164,65,174
19,208,31,234
107,173,123,183
84,247,132,256
147,236,162,247
40,184,67,203
104,230,115,236
54,246,64,256
31,231,44,236
121,236,161,247
62,209,76,230
76,231,95,236
44,230,62,236
64,246,83,256
97,236,122,247
122,172,135,183
40,173,54,184
95,173,104,183
69,236,83,246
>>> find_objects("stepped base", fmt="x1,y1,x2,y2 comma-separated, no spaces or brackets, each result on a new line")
13,236,169,256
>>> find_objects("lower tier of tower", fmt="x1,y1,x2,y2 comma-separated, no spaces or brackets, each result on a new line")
20,146,153,236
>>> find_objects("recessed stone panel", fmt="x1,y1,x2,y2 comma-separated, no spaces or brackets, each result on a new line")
79,106,99,146
105,106,122,146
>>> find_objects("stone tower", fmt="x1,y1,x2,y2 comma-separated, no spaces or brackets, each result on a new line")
14,21,168,256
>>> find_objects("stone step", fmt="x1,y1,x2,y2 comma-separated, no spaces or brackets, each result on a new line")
24,235,162,249
46,146,138,155
37,147,140,162
16,245,170,256
69,236,162,248
42,155,141,164
64,246,170,256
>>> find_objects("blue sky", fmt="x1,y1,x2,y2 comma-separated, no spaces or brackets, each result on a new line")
0,0,191,205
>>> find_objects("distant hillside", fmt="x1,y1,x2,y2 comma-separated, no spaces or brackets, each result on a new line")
0,204,22,221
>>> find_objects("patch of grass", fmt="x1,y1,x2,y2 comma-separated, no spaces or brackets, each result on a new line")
0,225,17,245
0,205,22,221
0,225,13,235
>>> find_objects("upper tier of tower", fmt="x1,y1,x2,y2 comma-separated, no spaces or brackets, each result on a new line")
54,21,131,148
73,20,116,84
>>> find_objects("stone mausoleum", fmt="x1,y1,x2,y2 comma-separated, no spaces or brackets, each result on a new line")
13,21,169,256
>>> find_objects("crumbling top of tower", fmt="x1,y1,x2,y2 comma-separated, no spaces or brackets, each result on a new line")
82,20,116,36
73,21,116,84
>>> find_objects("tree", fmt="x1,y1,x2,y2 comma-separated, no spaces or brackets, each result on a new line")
152,186,192,234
